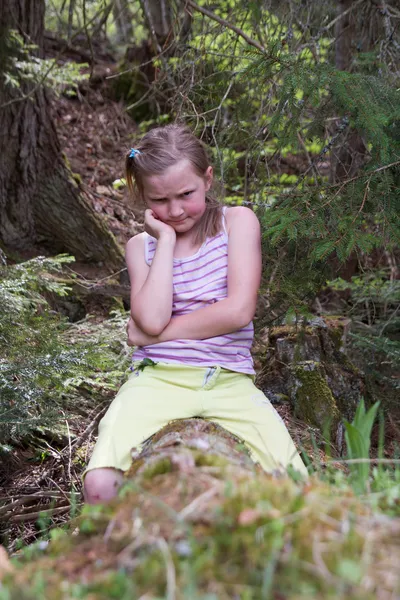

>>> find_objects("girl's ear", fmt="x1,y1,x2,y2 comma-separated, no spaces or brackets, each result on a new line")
204,166,213,191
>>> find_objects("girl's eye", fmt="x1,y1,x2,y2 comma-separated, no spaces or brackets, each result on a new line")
183,190,193,197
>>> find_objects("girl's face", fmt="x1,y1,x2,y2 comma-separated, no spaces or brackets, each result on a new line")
142,159,213,234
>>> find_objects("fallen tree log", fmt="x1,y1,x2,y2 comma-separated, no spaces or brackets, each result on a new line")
2,418,400,599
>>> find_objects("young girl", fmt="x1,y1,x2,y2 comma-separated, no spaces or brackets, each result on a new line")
84,125,307,504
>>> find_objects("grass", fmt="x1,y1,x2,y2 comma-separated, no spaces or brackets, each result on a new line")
1,451,400,599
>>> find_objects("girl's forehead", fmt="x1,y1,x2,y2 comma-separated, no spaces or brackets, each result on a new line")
143,160,201,192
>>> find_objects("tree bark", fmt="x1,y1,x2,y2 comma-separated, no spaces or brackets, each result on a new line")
140,0,173,50
0,0,123,269
332,0,367,182
113,0,133,45
335,0,357,71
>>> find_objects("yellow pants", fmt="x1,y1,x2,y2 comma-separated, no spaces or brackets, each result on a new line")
85,362,308,477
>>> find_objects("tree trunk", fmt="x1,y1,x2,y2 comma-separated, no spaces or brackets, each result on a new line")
113,0,133,45
140,0,173,50
0,0,123,269
332,0,367,182
335,0,357,71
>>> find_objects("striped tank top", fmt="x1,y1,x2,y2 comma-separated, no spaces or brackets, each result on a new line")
132,209,255,374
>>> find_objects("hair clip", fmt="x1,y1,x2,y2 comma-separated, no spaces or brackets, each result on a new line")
129,148,141,158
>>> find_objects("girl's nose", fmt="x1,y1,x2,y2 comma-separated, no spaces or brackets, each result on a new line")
169,201,184,218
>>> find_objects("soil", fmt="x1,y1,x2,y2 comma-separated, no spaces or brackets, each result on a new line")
52,74,145,281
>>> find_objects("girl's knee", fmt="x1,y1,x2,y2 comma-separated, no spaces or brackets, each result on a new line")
83,468,124,505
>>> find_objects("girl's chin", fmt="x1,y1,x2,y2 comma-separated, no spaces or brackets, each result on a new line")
170,218,188,227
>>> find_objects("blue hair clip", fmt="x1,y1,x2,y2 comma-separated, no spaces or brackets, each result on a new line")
129,148,141,158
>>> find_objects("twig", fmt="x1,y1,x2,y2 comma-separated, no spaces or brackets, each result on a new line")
352,176,371,224
375,0,400,51
186,0,265,53
179,485,221,520
71,403,109,449
82,0,95,80
0,492,70,518
9,505,70,524
67,0,76,43
156,537,176,600
319,0,365,36
65,417,73,483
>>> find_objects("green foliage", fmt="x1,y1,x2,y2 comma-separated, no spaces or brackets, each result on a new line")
0,253,132,448
5,30,88,96
329,271,400,404
62,309,132,393
344,399,380,494
136,358,158,371
0,255,87,445
125,1,400,316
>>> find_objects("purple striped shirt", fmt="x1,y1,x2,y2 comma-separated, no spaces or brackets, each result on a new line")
132,210,255,374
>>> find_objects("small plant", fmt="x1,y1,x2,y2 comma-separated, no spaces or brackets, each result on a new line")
0,254,90,445
344,398,380,494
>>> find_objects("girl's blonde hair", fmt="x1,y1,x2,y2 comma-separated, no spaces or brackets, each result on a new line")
125,124,223,244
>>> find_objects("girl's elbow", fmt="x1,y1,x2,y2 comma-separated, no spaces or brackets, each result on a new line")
144,321,167,336
133,314,168,336
236,302,256,328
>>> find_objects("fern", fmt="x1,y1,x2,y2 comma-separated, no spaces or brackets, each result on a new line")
0,255,89,444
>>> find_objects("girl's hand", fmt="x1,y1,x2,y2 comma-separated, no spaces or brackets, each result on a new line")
127,316,160,347
144,209,176,241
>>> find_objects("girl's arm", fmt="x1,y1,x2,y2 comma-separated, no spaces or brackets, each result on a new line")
128,207,261,345
126,212,176,336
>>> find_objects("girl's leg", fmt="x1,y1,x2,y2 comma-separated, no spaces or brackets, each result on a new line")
83,364,205,503
202,369,308,477
84,468,124,505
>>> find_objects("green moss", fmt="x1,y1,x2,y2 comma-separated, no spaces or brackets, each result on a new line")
126,456,145,479
194,452,229,468
292,361,340,429
1,473,394,599
65,571,137,598
78,503,114,536
148,417,228,447
269,325,315,340
72,172,82,185
141,457,173,480
148,418,193,446
61,151,71,170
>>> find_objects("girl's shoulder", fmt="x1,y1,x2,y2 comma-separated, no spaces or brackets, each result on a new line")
125,232,148,265
223,206,260,235
126,231,146,252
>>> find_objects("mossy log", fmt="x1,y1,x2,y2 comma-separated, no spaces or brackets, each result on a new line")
2,418,400,599
126,417,257,480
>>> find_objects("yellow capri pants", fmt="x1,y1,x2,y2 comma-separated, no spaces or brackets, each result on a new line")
86,362,308,477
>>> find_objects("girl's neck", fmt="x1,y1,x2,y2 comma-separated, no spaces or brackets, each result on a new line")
174,228,204,259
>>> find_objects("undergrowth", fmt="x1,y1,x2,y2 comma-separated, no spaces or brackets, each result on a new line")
0,253,130,450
